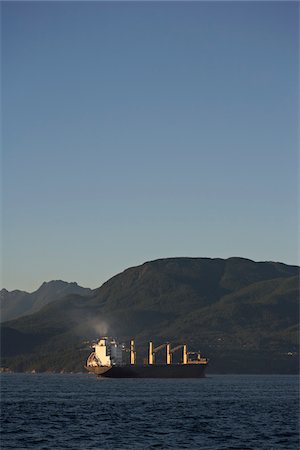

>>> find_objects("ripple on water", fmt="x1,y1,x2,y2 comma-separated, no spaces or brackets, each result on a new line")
0,374,299,449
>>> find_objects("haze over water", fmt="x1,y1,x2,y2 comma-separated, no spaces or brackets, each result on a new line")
1,374,299,449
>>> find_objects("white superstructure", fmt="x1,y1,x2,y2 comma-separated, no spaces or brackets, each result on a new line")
86,337,124,368
94,338,111,366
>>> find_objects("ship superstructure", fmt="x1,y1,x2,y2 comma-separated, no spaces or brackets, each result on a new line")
85,337,208,378
86,338,124,368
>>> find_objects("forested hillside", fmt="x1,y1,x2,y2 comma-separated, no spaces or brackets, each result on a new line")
1,257,299,373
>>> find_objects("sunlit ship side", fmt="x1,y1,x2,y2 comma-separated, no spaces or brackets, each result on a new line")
85,338,208,378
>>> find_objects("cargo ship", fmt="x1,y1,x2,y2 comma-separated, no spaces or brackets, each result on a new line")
85,337,208,378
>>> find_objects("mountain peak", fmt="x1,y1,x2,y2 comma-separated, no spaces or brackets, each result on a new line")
1,280,92,322
1,257,299,373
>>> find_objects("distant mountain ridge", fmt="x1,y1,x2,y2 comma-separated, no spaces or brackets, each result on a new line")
0,280,92,322
1,257,299,373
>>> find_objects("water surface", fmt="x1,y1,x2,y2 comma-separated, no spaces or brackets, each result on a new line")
1,374,299,449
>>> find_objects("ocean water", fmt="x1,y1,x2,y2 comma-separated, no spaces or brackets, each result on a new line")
1,374,299,449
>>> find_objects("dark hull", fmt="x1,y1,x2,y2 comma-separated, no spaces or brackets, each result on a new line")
86,364,207,378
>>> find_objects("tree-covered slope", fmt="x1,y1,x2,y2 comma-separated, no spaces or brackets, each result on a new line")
1,257,299,373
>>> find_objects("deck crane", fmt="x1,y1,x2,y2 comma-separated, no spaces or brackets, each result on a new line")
170,344,188,364
148,342,171,364
148,342,188,364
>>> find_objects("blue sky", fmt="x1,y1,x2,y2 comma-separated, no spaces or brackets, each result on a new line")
2,1,299,291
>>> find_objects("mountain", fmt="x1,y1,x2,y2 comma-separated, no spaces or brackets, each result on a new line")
0,280,92,322
1,257,299,373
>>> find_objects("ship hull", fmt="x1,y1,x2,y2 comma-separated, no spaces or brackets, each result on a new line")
86,364,207,378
